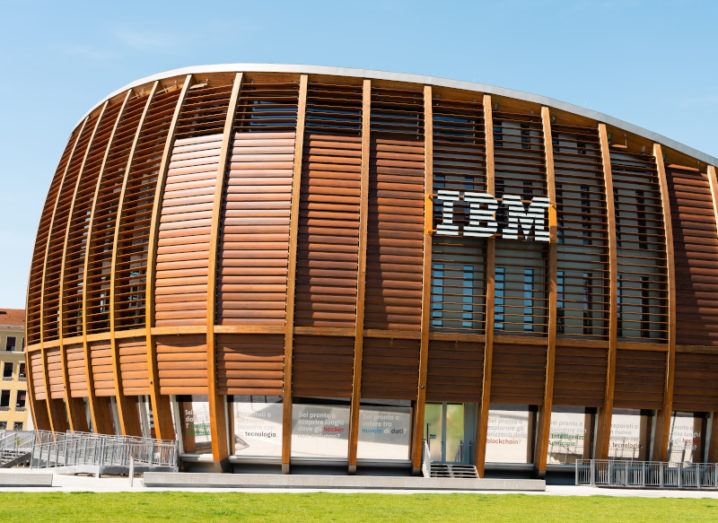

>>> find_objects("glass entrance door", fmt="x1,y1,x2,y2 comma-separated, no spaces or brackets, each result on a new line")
425,403,475,463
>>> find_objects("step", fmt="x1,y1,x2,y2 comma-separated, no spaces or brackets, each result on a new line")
430,463,479,479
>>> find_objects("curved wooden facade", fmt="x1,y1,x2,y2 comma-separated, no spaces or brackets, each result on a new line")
25,65,718,475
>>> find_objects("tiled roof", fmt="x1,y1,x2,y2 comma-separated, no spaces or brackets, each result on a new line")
0,309,25,327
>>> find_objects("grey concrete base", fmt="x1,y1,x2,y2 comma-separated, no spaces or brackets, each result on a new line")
143,472,545,491
0,472,54,487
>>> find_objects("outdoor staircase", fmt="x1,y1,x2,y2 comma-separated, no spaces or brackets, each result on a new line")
430,463,479,479
0,448,30,468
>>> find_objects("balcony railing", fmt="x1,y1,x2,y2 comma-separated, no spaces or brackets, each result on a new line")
576,459,718,489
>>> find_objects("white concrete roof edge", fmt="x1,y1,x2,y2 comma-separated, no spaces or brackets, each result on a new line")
77,63,718,166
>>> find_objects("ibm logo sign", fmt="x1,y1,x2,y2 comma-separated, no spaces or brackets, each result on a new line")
435,190,551,242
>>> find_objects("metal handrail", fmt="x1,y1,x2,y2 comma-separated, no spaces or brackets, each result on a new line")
422,439,432,478
28,430,177,472
576,459,718,489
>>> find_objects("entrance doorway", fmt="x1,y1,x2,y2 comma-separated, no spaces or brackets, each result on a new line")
425,403,476,464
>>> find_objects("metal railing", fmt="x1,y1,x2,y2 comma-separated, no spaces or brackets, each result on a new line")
28,430,178,473
0,430,35,453
422,439,431,478
576,459,718,489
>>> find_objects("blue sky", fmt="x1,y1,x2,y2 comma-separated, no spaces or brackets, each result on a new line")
0,0,716,308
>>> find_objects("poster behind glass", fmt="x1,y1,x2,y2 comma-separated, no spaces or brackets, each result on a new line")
232,399,283,458
485,408,530,463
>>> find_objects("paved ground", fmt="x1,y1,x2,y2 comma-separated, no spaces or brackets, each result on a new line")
1,471,718,497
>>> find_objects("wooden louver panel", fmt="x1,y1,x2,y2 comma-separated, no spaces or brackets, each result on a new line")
426,340,483,402
154,81,233,327
611,150,668,342
89,340,114,397
156,334,207,395
552,345,606,407
219,80,299,324
43,112,99,341
491,343,547,404
361,337,420,400
114,88,181,330
667,167,718,346
431,95,487,333
118,338,149,395
65,344,88,397
30,352,46,400
27,127,81,344
674,353,718,412
613,349,666,409
45,347,63,399
493,109,548,335
293,335,354,398
85,94,149,334
155,134,222,325
63,102,123,337
553,124,609,339
217,334,284,396
365,86,425,331
294,82,362,328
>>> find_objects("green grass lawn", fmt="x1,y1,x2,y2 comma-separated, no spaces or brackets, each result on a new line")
1,492,717,522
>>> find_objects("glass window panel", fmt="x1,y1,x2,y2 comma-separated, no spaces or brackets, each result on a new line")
231,396,283,458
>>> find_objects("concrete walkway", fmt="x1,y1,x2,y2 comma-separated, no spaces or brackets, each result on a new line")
1,471,718,497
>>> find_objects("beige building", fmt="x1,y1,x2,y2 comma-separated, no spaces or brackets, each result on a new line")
0,309,28,431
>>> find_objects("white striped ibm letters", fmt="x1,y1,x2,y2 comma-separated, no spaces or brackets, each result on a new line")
435,190,550,242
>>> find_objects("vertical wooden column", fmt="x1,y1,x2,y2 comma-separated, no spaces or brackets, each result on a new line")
281,74,309,473
39,117,89,433
109,82,158,436
347,79,371,473
143,75,192,441
206,73,243,468
707,165,718,233
475,94,495,477
652,143,677,461
82,91,132,434
58,102,107,432
594,123,619,458
535,106,558,476
410,84,433,475
707,165,718,461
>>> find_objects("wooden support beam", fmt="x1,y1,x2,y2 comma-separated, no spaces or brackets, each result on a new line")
347,79,371,473
475,94,495,478
707,166,718,235
143,75,192,441
535,106,558,476
281,74,309,473
39,116,89,433
707,165,718,463
652,143,677,461
58,101,107,432
206,73,243,468
110,82,158,437
410,84,433,475
81,90,132,434
595,123,619,458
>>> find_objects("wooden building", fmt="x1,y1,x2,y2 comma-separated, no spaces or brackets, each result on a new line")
24,65,718,476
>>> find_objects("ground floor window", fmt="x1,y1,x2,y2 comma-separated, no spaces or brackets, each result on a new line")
230,396,282,458
547,408,594,465
608,408,653,460
485,405,536,464
177,395,211,455
668,412,705,463
357,400,411,461
291,398,350,460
